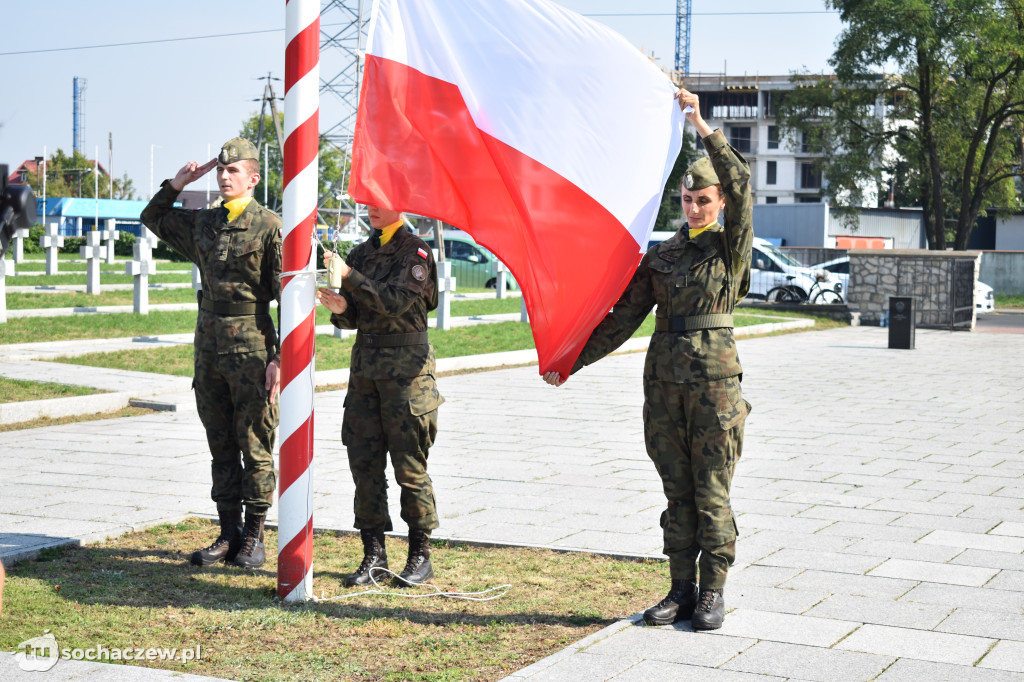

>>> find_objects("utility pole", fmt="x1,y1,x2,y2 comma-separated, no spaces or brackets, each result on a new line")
108,132,113,198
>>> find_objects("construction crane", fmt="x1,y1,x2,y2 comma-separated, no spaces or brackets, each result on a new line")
674,0,692,79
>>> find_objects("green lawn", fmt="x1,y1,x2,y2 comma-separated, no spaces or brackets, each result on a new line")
995,294,1024,309
0,520,667,682
0,377,103,403
6,288,198,310
51,310,819,377
7,273,193,286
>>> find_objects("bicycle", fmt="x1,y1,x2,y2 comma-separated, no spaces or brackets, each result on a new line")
766,271,843,305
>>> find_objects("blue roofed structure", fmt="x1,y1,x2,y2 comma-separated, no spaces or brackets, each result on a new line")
37,197,155,237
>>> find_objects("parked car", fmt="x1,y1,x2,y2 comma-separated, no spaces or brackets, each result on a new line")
749,237,839,301
421,231,519,290
811,255,995,314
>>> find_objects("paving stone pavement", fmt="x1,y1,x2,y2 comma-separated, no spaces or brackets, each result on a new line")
2,325,1024,680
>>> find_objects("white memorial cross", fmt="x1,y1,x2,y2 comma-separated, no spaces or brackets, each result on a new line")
126,229,159,314
0,256,9,324
435,256,456,331
80,230,105,295
495,261,509,299
12,228,29,264
40,222,64,275
100,219,120,264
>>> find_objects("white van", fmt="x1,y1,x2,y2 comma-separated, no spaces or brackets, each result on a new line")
749,237,837,301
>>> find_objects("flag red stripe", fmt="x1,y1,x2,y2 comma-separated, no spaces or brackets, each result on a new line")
284,19,320,92
276,515,314,598
350,55,641,376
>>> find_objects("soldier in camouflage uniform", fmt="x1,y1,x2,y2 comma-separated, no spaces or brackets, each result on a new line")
141,137,281,570
317,203,443,587
544,90,752,630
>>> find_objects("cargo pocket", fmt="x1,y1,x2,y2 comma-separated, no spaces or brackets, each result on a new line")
408,375,444,417
340,391,352,446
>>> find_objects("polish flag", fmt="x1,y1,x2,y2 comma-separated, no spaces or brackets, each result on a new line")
349,0,684,377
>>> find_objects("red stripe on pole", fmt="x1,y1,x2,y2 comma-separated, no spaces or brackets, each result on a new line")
281,207,318,272
285,20,320,90
277,516,314,595
283,115,320,184
280,312,316,389
278,415,313,492
349,55,640,378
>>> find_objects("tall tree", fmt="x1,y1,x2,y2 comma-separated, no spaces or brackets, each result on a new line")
239,112,351,220
653,131,702,231
776,0,1024,249
22,148,135,199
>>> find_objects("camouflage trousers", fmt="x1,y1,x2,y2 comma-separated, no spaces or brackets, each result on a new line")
194,350,278,513
643,375,750,590
342,374,442,532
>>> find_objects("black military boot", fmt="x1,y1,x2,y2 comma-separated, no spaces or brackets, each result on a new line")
345,530,388,587
231,511,266,569
642,579,698,625
396,529,434,587
190,508,243,566
691,588,725,631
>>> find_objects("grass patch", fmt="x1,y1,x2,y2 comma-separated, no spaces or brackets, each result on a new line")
0,377,103,403
995,294,1024,309
0,310,202,346
6,288,198,310
0,406,155,433
50,310,833,377
7,273,192,287
0,520,665,681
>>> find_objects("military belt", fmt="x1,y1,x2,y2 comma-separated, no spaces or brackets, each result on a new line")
654,314,734,332
200,299,270,316
356,331,429,348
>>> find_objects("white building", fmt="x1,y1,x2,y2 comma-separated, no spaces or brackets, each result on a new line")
687,73,874,206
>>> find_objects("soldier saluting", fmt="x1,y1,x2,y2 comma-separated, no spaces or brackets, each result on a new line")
142,137,282,569
544,89,752,630
317,204,444,588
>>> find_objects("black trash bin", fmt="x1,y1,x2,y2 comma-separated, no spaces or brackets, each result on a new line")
888,296,915,349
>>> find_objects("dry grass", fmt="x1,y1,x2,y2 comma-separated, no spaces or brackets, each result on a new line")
0,519,667,681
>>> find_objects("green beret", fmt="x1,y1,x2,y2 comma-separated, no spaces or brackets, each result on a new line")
682,156,720,191
218,137,259,164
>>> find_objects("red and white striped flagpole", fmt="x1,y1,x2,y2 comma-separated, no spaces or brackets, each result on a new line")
278,0,320,602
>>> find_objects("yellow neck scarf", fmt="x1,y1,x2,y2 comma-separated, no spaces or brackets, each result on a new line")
224,197,253,223
377,219,404,246
688,221,718,239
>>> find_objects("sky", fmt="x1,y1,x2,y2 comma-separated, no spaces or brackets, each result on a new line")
0,1,845,198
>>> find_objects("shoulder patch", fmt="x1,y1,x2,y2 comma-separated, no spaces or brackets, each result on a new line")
417,247,428,259
411,264,427,281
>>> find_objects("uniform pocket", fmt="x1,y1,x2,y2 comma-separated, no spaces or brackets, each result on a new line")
408,375,444,417
717,394,750,431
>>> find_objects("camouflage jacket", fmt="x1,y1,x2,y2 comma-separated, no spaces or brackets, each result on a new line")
141,181,282,360
572,129,753,383
330,227,439,380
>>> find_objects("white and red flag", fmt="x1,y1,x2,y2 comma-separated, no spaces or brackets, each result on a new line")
349,0,684,377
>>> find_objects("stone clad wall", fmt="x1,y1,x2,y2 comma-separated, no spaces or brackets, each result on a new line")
847,250,980,329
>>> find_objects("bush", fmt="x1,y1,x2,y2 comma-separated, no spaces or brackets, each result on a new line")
62,237,84,254
23,224,45,254
154,240,191,263
115,231,136,257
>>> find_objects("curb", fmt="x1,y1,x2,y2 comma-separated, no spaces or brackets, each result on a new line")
0,391,133,425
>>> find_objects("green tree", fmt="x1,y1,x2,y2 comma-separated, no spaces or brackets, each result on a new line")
776,0,1024,249
238,112,351,220
653,131,702,231
25,148,136,199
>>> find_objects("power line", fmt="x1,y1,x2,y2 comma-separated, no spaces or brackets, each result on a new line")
0,11,848,57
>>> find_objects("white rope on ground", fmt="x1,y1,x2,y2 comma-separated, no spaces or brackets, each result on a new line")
310,566,512,603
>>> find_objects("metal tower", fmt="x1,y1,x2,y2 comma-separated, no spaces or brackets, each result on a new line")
674,0,692,78
319,0,370,148
73,76,87,153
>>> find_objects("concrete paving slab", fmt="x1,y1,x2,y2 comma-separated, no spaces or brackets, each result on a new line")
3,325,1024,681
